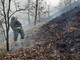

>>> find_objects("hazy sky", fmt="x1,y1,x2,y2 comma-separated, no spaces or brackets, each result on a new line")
10,0,60,10
45,0,60,7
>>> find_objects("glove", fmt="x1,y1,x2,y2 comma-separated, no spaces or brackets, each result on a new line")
16,27,21,29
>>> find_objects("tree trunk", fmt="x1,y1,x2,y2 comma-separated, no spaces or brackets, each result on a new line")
48,5,50,17
28,0,30,25
34,0,38,25
28,10,30,24
6,28,9,51
38,11,41,22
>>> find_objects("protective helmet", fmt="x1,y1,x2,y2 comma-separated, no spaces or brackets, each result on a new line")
11,17,16,22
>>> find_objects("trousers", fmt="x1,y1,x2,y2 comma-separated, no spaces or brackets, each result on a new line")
13,29,25,41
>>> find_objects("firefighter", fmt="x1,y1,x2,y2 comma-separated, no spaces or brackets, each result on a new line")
10,17,25,41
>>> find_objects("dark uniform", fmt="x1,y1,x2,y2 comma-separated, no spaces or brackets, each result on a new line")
11,17,24,41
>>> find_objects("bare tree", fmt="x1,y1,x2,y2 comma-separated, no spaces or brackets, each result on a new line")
37,0,49,22
0,0,27,51
23,0,49,25
27,0,31,24
34,0,38,25
1,0,11,51
34,0,49,25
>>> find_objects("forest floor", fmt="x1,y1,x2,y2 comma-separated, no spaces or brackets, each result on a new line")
1,5,80,60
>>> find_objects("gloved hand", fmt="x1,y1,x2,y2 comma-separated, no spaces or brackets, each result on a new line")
16,27,22,29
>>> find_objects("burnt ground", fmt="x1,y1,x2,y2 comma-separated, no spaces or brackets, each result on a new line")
28,6,80,53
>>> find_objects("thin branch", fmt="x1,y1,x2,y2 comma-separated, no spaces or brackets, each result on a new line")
1,0,7,28
2,23,6,39
0,6,3,10
7,0,11,30
0,12,4,16
7,0,11,18
9,8,27,18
